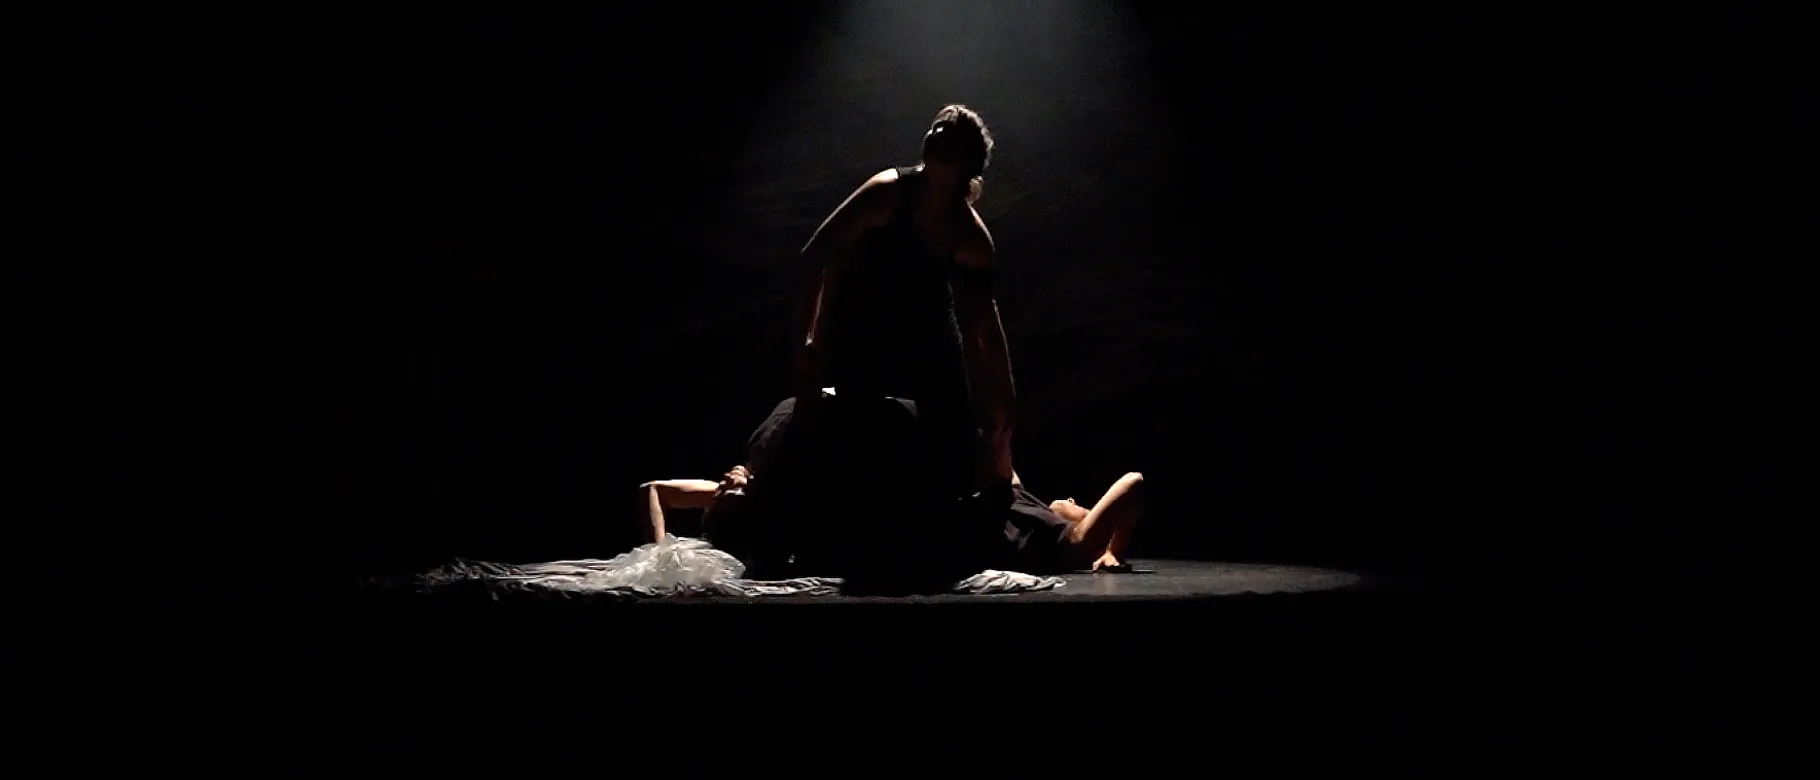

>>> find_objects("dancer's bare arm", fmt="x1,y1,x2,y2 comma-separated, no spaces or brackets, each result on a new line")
638,466,749,541
1048,472,1146,570
954,211,1016,482
639,480,716,542
640,480,722,509
795,170,899,401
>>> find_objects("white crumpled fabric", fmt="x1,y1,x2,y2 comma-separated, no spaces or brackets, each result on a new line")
506,535,750,596
497,535,1065,598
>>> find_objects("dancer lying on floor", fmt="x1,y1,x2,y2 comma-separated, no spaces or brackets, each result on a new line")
638,460,1145,574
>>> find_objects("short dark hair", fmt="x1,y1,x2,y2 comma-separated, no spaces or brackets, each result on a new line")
923,104,994,204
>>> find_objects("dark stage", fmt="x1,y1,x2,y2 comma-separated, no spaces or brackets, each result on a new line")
304,0,1731,747
0,0,1763,759
346,557,1399,707
325,1,1468,584
354,558,1373,605
333,558,1711,749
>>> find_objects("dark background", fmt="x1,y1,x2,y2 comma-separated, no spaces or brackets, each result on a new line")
6,5,1791,741
308,2,1795,593
320,1,1469,581
0,0,1786,615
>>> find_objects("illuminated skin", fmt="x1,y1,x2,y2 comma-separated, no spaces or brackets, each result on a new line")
636,466,1145,572
636,465,748,542
1044,470,1146,572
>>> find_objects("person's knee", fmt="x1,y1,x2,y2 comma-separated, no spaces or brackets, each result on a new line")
1117,472,1148,510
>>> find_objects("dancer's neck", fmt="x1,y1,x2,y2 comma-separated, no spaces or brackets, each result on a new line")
912,163,966,215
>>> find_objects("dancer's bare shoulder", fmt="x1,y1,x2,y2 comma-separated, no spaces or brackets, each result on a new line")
956,207,996,270
806,169,902,251
839,168,904,224
868,167,902,186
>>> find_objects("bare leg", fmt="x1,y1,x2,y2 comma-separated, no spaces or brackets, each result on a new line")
1102,483,1140,561
1051,472,1145,570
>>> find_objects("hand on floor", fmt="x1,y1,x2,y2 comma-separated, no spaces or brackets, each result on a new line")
1091,552,1128,572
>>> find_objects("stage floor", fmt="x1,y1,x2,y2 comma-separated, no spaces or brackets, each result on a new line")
330,558,1704,745
354,558,1372,606
690,559,1371,604
1008,559,1363,600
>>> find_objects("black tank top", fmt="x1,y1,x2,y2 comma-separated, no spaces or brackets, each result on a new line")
820,167,972,407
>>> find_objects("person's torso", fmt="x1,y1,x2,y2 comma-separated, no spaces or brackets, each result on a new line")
822,167,970,398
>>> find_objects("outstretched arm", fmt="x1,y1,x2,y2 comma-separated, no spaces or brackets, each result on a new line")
636,466,751,542
795,170,897,403
638,480,720,542
954,212,1016,484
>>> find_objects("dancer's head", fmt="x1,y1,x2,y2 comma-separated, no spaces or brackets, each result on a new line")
921,104,994,205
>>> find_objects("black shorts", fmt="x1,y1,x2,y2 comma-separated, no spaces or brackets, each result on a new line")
1001,484,1077,575
713,396,1079,577
715,394,952,579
